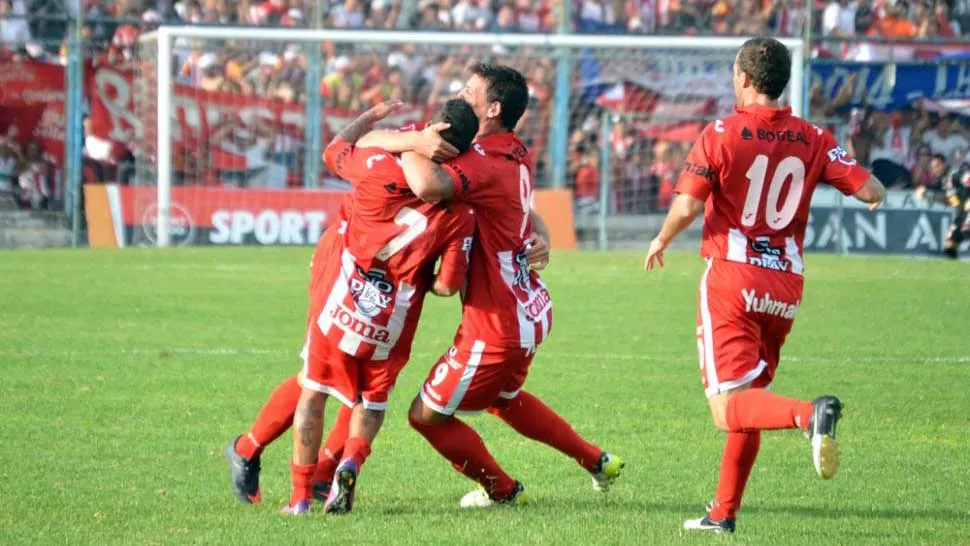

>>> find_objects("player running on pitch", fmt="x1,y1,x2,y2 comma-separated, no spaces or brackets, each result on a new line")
643,37,886,533
358,63,624,507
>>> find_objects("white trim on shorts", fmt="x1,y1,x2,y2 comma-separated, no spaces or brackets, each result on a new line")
699,259,770,398
699,260,721,396
360,397,388,411
704,359,769,398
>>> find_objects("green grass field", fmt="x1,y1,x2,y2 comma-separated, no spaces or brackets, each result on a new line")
1,248,968,545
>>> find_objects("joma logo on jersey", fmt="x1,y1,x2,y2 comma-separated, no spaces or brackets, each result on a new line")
742,289,799,319
350,268,394,318
524,287,552,320
826,146,857,167
329,305,392,343
684,161,716,181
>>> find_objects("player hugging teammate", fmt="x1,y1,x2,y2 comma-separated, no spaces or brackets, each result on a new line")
225,63,623,516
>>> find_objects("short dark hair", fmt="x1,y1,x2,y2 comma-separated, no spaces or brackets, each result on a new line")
470,63,529,130
737,38,792,100
430,99,479,154
931,153,948,164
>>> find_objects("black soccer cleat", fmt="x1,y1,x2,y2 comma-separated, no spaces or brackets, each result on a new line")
224,436,262,504
683,515,736,533
808,395,843,480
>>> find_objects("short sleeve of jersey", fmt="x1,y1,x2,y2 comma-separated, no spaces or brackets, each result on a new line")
818,129,871,196
674,123,721,202
435,206,476,291
440,155,475,200
323,139,366,181
324,139,402,187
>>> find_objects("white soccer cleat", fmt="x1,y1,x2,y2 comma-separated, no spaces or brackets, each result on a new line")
459,482,528,509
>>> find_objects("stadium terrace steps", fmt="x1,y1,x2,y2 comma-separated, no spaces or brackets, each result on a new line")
0,210,73,249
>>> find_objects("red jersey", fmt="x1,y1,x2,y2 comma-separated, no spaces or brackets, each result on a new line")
317,139,476,361
676,104,871,275
442,132,553,350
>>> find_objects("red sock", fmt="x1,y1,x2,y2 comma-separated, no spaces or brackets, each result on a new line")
235,375,301,460
341,437,372,469
488,391,602,471
409,414,517,499
709,431,761,521
725,389,813,432
289,461,315,505
313,404,352,483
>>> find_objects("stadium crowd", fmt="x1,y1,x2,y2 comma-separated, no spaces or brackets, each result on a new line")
0,0,969,212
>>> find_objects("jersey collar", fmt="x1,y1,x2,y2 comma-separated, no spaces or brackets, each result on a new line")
735,103,792,121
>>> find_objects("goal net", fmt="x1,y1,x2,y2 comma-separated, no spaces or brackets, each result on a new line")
131,28,803,247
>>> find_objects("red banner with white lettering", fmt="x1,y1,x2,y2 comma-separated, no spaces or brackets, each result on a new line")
0,61,66,166
84,184,348,247
88,66,429,185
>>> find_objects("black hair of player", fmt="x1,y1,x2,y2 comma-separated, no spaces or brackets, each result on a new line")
430,99,480,155
931,153,948,164
470,63,529,130
737,37,792,100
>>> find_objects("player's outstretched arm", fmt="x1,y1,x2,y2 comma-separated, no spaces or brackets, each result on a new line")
644,193,706,271
399,151,458,203
853,175,888,211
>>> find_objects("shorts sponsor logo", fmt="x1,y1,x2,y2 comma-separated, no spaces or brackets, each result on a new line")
742,289,799,319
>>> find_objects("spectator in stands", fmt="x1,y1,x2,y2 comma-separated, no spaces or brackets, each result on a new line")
869,111,917,188
910,144,936,188
0,125,22,196
0,0,30,47
922,113,970,160
15,141,50,210
823,0,858,38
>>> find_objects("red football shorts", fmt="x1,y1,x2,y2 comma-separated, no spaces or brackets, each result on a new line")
419,335,534,415
298,224,405,410
697,258,804,397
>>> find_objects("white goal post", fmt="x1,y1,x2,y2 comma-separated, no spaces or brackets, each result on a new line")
143,27,804,247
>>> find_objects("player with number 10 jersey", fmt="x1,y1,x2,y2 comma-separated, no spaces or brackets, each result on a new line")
644,38,886,534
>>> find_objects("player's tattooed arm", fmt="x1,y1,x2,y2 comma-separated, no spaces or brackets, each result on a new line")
399,152,457,203
332,101,403,146
357,123,459,163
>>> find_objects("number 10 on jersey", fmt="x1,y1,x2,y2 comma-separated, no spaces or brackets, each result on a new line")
742,155,806,230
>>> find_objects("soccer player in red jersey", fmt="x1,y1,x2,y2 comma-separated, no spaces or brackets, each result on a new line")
357,64,625,507
227,98,480,515
643,38,887,533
